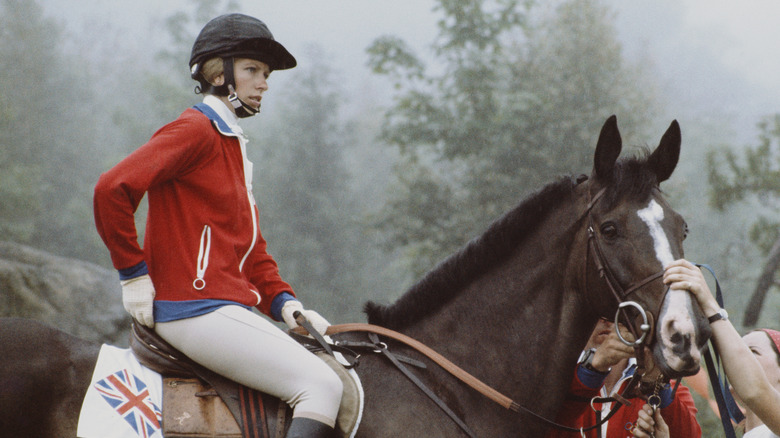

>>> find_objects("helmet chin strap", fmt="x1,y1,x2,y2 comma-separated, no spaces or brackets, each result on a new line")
222,57,259,118
227,84,260,118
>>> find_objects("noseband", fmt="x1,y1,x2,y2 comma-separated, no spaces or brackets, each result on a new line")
583,187,667,352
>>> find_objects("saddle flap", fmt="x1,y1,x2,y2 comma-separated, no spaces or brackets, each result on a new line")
129,321,246,429
163,377,243,438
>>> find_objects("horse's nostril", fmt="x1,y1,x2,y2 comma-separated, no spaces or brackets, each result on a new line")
671,333,693,356
669,331,682,345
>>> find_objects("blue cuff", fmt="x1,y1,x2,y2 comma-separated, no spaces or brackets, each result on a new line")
118,261,149,281
576,364,609,389
659,383,674,409
270,292,297,321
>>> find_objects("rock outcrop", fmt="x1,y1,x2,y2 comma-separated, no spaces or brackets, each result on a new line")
0,241,128,344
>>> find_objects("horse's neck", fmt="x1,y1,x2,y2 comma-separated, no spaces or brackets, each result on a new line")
403,198,596,415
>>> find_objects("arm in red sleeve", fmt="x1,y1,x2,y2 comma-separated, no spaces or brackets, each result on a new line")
93,111,213,270
546,365,605,438
660,383,701,438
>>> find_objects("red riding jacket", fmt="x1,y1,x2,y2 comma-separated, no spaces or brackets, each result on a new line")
94,98,293,321
545,362,701,438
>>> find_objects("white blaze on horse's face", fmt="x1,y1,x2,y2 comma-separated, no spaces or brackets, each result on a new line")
637,200,673,267
638,199,700,373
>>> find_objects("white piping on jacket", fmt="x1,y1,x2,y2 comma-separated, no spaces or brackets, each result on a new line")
193,225,211,290
236,135,257,274
236,134,262,306
200,96,261,305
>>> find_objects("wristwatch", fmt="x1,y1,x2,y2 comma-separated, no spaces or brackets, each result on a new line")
708,308,728,324
578,348,608,374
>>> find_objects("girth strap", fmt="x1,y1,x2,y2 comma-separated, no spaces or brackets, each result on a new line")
367,333,477,438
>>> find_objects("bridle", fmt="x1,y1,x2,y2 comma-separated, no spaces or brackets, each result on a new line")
583,185,670,372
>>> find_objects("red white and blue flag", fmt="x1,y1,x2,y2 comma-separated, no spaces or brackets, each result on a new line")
77,345,163,438
94,369,162,437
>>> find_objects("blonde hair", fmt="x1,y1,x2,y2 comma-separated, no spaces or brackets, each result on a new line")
200,57,224,86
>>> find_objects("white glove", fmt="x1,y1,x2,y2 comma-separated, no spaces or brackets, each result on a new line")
281,300,330,336
121,274,156,328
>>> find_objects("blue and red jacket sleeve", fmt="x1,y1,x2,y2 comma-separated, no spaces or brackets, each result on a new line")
545,365,606,438
660,382,701,437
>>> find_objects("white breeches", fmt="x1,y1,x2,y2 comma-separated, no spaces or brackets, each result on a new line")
155,305,342,426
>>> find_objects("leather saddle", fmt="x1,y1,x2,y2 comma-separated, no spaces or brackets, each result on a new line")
129,321,290,438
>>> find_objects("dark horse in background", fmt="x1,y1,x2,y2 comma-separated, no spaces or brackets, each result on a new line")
0,116,710,437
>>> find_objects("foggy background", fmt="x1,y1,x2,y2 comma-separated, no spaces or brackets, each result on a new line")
3,1,779,435
41,0,780,137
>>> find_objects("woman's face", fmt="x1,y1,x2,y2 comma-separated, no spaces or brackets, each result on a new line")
743,331,780,388
231,58,270,111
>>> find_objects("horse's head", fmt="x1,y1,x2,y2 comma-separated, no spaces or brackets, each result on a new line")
583,115,711,379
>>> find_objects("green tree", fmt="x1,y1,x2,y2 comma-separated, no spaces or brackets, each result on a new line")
0,0,103,259
0,0,237,265
254,46,383,321
109,0,239,154
707,114,780,326
368,0,658,276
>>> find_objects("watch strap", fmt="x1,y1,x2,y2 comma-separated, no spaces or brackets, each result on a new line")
708,309,728,324
579,348,608,375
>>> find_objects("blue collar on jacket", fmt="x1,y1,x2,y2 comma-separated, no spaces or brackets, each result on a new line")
193,102,236,136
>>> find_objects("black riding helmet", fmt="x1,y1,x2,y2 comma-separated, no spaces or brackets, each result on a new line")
189,13,296,117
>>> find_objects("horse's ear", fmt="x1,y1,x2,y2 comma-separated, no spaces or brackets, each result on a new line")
648,120,681,183
593,115,622,182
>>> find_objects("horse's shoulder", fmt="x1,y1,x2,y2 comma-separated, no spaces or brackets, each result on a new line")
1,317,99,358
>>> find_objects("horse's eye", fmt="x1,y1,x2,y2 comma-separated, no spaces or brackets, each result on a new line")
600,222,618,239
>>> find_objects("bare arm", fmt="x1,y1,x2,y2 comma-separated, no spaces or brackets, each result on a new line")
664,259,780,434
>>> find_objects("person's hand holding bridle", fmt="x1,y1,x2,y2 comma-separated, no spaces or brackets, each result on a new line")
592,323,636,372
633,402,669,438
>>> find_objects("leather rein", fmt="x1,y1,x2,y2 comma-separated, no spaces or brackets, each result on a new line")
292,183,672,434
293,320,637,435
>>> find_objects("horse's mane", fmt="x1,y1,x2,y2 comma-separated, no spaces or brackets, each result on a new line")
364,174,580,329
365,151,662,330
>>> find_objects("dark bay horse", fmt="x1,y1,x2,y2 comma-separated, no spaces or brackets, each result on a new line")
0,317,100,436
346,115,710,436
0,116,710,437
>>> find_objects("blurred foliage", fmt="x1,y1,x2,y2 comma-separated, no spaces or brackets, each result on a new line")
367,0,659,276
706,114,780,327
111,0,239,154
252,45,390,321
687,388,741,438
0,0,103,260
708,114,780,254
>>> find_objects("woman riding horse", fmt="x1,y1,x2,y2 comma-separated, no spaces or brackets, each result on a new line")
93,13,341,438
